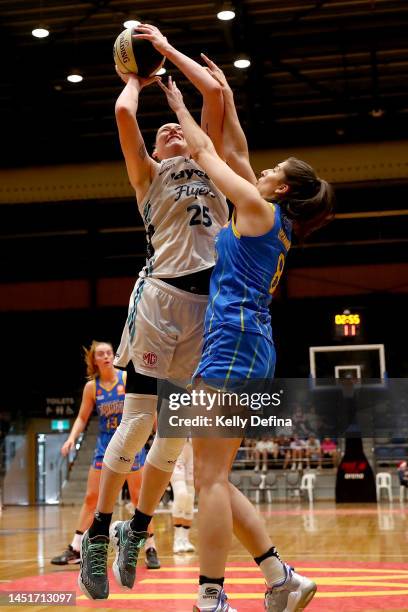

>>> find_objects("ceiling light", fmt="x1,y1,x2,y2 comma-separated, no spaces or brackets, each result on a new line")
67,71,83,83
32,27,49,38
370,108,384,118
156,67,166,76
123,20,141,29
217,9,235,21
234,56,251,69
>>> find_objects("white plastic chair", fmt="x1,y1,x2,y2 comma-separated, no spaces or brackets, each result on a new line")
285,471,301,500
300,473,316,503
249,472,262,504
263,472,278,503
376,472,392,502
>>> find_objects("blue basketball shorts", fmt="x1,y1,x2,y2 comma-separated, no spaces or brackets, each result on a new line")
193,327,276,388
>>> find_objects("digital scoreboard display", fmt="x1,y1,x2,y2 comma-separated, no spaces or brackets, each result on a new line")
334,313,361,338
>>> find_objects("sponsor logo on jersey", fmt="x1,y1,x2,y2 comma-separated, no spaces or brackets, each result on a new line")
158,161,176,176
143,352,158,367
98,402,124,417
170,168,209,181
278,227,291,251
97,389,103,395
174,183,216,202
117,385,125,394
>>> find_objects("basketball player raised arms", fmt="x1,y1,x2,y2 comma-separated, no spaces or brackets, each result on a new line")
157,70,335,612
78,24,229,600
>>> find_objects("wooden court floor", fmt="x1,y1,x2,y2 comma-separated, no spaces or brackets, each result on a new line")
1,502,408,611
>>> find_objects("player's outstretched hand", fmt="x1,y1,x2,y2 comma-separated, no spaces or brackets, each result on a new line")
200,53,231,92
115,65,160,90
133,23,170,56
157,76,186,113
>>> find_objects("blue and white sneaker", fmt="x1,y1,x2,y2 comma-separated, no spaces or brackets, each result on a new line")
193,587,237,611
264,564,316,611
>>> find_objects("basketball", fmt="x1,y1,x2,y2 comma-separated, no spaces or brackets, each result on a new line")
113,27,165,77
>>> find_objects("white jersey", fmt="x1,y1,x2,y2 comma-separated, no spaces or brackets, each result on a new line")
138,156,228,278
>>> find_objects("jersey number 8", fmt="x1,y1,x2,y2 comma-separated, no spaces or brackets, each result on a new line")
269,253,285,295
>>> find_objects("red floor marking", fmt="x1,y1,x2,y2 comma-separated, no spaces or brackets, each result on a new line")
1,561,408,611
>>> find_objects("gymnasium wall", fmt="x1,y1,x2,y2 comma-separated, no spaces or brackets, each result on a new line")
1,142,407,416
1,140,408,204
1,293,408,419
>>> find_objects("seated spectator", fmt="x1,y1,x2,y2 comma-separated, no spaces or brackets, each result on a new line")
276,435,292,469
305,434,322,470
254,436,278,472
321,437,339,467
398,461,408,487
243,437,257,464
289,434,306,470
233,438,252,467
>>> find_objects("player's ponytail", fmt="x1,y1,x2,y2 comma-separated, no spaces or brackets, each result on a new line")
277,157,335,239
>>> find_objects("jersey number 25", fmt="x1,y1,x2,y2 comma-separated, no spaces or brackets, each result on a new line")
187,204,212,227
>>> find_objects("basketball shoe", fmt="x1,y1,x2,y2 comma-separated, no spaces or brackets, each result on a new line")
78,531,109,600
173,532,186,553
51,545,80,565
193,588,237,611
145,546,161,569
182,532,196,552
264,564,316,611
110,520,148,589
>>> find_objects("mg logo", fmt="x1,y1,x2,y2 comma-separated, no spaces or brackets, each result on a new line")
143,352,158,367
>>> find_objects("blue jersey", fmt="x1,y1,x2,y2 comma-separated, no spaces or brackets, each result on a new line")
95,370,126,434
204,203,291,341
92,370,145,470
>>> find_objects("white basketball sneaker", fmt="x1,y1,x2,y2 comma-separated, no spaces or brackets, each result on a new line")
193,587,237,611
182,532,195,553
264,564,316,611
173,527,184,555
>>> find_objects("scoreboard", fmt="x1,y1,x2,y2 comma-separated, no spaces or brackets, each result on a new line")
334,312,361,338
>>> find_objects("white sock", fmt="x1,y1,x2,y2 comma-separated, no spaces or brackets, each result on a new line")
182,526,191,540
174,526,184,540
71,533,82,552
259,556,286,587
197,583,222,609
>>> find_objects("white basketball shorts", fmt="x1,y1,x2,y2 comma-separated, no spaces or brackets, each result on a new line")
114,277,208,383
